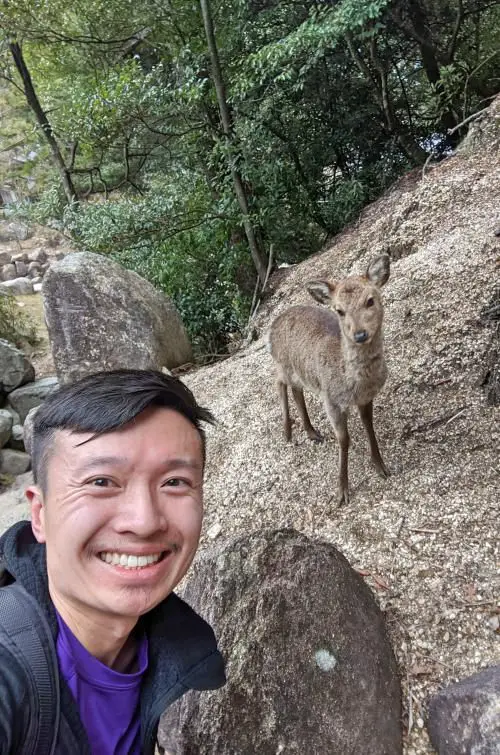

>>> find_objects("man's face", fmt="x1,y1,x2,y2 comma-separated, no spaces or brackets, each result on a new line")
28,407,204,623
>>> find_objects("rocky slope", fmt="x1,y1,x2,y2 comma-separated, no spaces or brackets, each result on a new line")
180,100,499,754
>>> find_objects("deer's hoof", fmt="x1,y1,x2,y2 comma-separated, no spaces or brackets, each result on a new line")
376,462,391,479
338,488,349,507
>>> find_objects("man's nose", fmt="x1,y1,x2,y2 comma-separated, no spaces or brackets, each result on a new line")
117,485,167,536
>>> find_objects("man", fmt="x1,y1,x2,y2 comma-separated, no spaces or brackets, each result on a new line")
0,369,225,754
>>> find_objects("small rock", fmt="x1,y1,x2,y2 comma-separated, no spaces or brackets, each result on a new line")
8,425,24,451
30,247,48,264
6,222,31,241
7,376,59,423
0,339,35,393
1,263,17,282
11,252,29,264
28,261,41,278
14,261,28,277
0,251,11,266
487,615,499,632
33,282,43,293
0,277,34,295
4,407,21,426
427,665,500,754
0,410,13,448
0,449,31,475
207,522,222,539
31,276,42,285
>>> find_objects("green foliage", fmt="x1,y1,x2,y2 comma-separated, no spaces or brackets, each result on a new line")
0,294,38,346
1,0,498,356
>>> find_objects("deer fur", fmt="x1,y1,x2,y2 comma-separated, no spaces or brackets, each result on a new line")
267,254,391,505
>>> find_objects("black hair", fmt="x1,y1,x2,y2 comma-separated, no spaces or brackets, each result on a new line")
32,368,214,490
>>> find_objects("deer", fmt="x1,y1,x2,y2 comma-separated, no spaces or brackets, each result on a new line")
266,254,391,506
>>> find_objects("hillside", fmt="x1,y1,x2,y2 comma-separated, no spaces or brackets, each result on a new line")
179,100,499,754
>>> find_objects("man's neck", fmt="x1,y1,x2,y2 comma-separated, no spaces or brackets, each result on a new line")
50,589,138,671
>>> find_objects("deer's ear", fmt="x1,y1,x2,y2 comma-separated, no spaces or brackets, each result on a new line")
306,279,336,304
366,254,390,287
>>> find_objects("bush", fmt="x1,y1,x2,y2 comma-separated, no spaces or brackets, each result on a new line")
0,293,37,346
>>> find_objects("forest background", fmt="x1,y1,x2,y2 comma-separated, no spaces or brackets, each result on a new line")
1,0,498,356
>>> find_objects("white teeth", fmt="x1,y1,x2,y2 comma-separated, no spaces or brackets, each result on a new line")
99,552,163,569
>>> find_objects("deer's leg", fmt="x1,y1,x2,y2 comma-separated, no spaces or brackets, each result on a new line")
291,386,323,442
358,401,390,478
278,380,292,441
324,400,350,506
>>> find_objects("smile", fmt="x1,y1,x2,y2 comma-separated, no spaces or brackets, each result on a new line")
98,551,166,569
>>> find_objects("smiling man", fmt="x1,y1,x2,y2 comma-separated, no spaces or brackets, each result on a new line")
0,369,225,754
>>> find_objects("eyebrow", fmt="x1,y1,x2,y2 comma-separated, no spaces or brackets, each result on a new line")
74,456,203,475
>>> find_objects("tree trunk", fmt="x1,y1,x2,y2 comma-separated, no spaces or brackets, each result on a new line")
199,0,268,284
9,42,77,205
345,34,427,165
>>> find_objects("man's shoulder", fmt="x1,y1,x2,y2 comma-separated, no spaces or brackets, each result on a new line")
148,591,217,649
145,592,225,691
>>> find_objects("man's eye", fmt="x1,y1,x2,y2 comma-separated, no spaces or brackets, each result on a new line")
90,478,113,488
164,478,188,488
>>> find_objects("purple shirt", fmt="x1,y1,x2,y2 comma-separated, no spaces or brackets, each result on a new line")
56,612,148,755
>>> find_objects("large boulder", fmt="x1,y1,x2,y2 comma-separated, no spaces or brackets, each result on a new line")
6,376,59,423
42,252,193,384
427,665,500,754
159,529,402,755
0,339,35,393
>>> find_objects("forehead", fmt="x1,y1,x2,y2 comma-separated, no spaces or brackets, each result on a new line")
49,407,203,468
336,276,377,300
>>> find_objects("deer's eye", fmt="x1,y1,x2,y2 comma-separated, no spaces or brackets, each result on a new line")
336,308,345,317
366,297,375,308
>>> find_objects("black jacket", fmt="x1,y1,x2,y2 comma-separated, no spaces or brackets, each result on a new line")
0,521,225,754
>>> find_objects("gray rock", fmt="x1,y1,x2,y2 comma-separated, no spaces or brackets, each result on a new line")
0,449,31,475
12,252,29,264
0,410,13,448
0,339,35,393
8,425,24,451
14,260,28,277
33,282,43,293
42,252,193,384
30,247,48,264
1,263,17,282
22,406,39,457
427,665,500,754
28,261,41,278
5,222,31,241
159,529,402,755
4,407,21,426
31,276,42,285
0,277,34,295
7,376,59,423
0,471,32,531
0,251,11,266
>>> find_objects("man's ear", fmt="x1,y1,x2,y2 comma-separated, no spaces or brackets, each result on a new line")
27,486,46,543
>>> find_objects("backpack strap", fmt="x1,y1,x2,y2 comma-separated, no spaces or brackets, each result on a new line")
0,583,60,755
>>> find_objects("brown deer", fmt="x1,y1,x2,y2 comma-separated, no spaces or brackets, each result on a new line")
267,254,391,505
